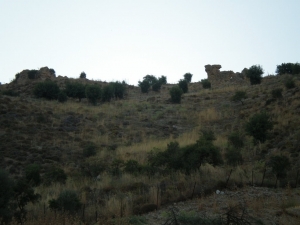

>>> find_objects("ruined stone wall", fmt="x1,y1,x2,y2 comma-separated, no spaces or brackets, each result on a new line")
15,67,55,84
205,64,249,88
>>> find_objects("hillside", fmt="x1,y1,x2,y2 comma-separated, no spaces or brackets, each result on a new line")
0,72,300,224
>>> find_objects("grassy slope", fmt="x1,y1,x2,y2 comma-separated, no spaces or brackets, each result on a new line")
0,74,300,224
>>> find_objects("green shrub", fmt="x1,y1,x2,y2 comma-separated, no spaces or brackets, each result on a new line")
25,164,41,187
246,65,264,85
231,91,247,105
124,160,142,175
83,142,97,158
169,85,183,103
158,75,167,85
183,73,193,83
111,81,126,99
33,80,60,100
245,111,273,144
43,167,67,185
79,71,86,79
85,84,102,105
138,80,151,93
201,79,211,89
2,89,19,97
65,82,86,101
49,190,82,214
271,88,283,99
178,79,188,93
227,132,244,149
57,91,67,103
49,68,56,76
276,62,300,75
152,81,162,92
0,169,15,224
102,84,114,102
284,77,296,89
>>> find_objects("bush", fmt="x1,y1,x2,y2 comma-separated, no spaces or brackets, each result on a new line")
57,91,67,103
178,79,188,93
269,155,290,180
276,62,300,75
271,88,283,99
158,75,167,85
49,68,56,76
85,84,102,105
101,84,114,102
169,85,183,103
2,89,19,97
49,190,82,214
0,169,15,224
284,77,296,89
79,71,86,79
184,73,193,83
25,164,41,187
231,91,247,105
65,82,86,101
83,142,97,158
245,111,273,144
227,132,244,149
201,79,211,89
152,81,162,92
138,80,151,93
33,80,60,100
111,81,126,99
246,65,264,85
43,167,67,185
124,160,142,175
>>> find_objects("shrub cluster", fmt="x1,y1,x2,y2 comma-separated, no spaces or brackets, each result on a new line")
169,85,183,103
138,75,167,93
276,62,300,75
183,72,193,83
33,80,60,100
246,65,264,85
201,79,211,89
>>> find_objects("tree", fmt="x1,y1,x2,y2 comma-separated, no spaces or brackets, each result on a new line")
276,62,300,75
178,79,188,93
201,79,211,89
158,76,167,85
142,75,157,86
183,73,193,83
65,82,86,101
85,84,101,105
101,85,114,102
231,91,247,105
138,80,151,93
79,71,86,79
169,86,183,103
246,65,264,85
57,91,68,103
111,81,126,99
33,81,60,100
49,190,82,215
269,155,290,187
245,111,273,144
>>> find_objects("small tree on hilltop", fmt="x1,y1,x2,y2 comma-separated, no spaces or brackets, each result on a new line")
183,73,193,83
245,111,273,144
85,84,102,105
138,80,151,93
79,71,86,79
178,79,188,93
65,82,86,101
158,75,167,85
246,65,264,85
33,80,60,100
170,85,183,103
231,91,247,105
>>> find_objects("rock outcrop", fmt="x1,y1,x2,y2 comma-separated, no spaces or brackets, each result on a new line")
205,64,249,88
14,67,56,84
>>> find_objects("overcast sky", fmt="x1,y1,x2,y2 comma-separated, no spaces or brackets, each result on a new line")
1,0,299,85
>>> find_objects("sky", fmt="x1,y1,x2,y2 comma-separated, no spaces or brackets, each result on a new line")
1,0,299,85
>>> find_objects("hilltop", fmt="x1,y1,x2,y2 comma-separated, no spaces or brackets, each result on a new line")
0,68,300,224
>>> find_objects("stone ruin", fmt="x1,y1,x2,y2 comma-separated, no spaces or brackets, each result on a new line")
205,64,249,88
14,67,56,84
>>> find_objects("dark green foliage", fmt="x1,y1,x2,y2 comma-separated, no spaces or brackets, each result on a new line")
1,89,19,97
85,84,102,105
276,62,300,75
49,190,82,214
178,79,188,93
269,155,290,179
152,82,162,92
65,82,86,101
183,73,193,83
124,160,142,175
49,68,56,76
57,91,67,103
79,71,86,79
246,65,264,85
0,170,14,224
111,81,126,99
142,75,157,86
271,88,283,99
148,131,223,174
169,85,183,103
25,164,41,187
13,179,40,224
201,79,211,89
158,75,167,85
225,146,243,166
102,85,114,102
138,80,151,93
28,70,38,79
110,159,124,177
231,91,247,105
83,142,97,158
245,111,273,144
227,132,244,149
284,77,296,89
33,80,60,100
43,167,67,185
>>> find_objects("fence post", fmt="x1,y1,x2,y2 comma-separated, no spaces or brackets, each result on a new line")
156,185,160,209
191,182,196,200
261,168,266,187
296,170,299,188
252,170,254,186
82,204,85,222
225,169,233,188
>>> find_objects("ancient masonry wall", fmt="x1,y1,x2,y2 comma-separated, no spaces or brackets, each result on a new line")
205,64,249,88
